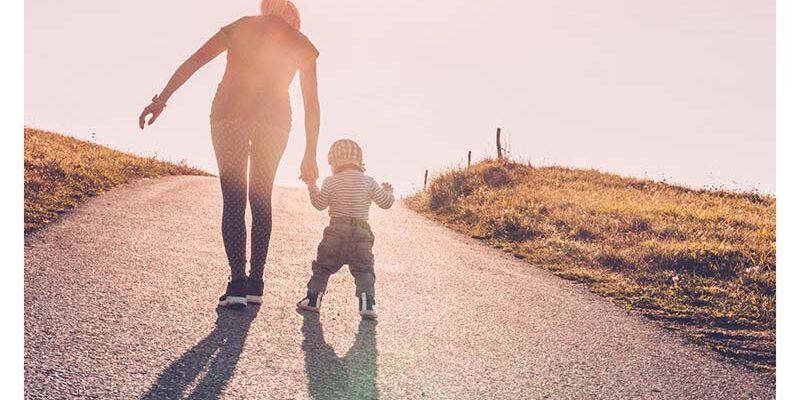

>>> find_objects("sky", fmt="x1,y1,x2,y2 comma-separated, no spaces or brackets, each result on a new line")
24,0,775,194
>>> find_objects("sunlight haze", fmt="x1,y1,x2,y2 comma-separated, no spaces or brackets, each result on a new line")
24,0,775,194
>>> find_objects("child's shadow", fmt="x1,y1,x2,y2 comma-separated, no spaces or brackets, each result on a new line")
300,312,379,400
140,307,257,400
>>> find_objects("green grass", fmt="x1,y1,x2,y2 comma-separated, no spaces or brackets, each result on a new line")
24,128,211,232
407,160,775,373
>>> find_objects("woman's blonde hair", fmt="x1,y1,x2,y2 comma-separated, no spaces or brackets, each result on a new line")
261,0,301,30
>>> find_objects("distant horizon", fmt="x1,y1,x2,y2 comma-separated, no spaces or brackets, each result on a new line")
25,0,775,194
24,124,774,196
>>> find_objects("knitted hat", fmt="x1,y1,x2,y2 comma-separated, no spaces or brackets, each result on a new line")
327,139,365,172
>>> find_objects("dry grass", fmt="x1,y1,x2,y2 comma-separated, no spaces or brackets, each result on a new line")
407,160,775,373
24,128,211,232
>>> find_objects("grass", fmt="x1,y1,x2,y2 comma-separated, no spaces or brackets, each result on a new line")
24,128,211,232
407,160,776,373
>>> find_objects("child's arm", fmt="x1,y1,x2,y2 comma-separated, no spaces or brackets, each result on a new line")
307,178,331,211
369,179,395,209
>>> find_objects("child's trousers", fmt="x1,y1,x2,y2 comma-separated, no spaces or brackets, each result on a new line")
306,217,376,297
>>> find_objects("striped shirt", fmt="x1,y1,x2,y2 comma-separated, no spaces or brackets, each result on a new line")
307,170,395,219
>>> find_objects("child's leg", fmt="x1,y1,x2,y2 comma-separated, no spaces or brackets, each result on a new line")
349,264,376,297
349,227,376,297
307,226,346,294
307,260,344,294
349,231,377,318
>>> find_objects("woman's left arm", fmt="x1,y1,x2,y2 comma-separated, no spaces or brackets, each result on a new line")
139,31,227,129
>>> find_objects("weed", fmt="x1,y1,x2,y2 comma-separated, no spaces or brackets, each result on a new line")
24,128,211,232
408,160,775,373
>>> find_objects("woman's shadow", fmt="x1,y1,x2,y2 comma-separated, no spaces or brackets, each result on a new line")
140,307,257,400
300,311,379,400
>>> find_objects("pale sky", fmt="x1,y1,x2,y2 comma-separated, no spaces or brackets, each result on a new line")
25,0,775,194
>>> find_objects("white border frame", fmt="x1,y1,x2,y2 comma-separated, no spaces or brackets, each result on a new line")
0,0,25,397
5,0,795,397
776,0,799,397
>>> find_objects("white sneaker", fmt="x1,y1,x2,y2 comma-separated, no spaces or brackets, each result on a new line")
246,277,264,304
217,278,247,309
359,293,377,319
297,291,323,312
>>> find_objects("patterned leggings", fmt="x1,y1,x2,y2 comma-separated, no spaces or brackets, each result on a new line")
211,119,290,281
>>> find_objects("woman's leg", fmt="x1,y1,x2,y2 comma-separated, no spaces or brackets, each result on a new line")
247,122,290,280
211,119,250,280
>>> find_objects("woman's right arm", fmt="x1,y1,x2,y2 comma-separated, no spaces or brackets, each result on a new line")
298,58,321,182
139,31,228,130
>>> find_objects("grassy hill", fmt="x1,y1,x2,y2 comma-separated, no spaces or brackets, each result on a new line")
24,128,211,232
407,160,775,373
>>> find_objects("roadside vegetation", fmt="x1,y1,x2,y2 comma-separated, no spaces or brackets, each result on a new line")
24,128,211,232
407,160,775,373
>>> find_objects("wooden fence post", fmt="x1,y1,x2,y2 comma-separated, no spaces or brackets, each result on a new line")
424,170,429,189
468,151,472,167
496,128,503,160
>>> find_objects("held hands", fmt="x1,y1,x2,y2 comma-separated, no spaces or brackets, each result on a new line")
299,154,319,184
381,182,394,194
138,95,167,130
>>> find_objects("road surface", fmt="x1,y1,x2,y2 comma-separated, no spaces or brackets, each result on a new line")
25,176,775,399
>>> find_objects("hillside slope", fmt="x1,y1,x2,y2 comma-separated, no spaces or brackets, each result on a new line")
407,160,775,373
24,128,210,232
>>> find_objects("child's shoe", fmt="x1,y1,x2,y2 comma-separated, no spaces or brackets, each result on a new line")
218,277,247,309
246,277,264,304
359,293,377,319
297,291,323,312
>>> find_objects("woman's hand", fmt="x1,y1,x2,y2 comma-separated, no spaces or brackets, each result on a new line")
299,154,319,183
139,96,166,130
138,30,227,131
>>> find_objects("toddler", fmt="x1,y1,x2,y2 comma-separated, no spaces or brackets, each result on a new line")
298,139,394,319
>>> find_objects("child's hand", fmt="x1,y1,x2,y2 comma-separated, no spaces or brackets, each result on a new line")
303,177,317,187
381,182,394,194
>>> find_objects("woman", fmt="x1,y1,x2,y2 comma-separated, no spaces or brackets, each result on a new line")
138,0,320,309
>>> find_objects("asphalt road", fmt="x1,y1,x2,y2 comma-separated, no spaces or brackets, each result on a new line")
24,176,775,399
